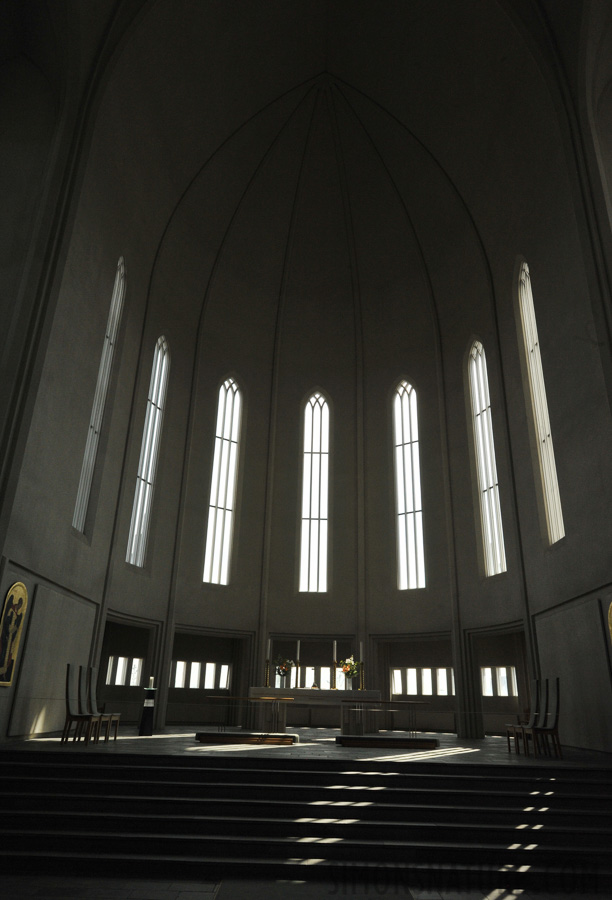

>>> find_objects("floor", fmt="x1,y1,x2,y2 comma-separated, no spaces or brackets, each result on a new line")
4,725,612,899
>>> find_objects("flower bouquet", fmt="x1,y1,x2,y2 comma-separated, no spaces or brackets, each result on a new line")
275,656,294,678
339,655,360,679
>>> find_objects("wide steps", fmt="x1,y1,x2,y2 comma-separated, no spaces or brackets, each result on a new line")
5,808,611,851
1,749,610,892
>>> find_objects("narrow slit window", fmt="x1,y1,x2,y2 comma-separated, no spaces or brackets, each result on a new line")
73,257,126,532
393,381,425,589
126,336,170,567
115,657,128,686
219,664,230,690
174,661,186,688
518,263,564,544
299,392,329,592
203,378,242,585
129,658,143,687
392,669,403,695
468,341,507,576
204,662,216,690
189,662,201,689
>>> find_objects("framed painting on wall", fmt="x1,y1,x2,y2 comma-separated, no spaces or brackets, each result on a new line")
0,582,28,687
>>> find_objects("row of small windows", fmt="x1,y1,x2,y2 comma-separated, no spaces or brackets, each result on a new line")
75,260,564,588
274,666,357,690
391,665,518,698
170,660,231,691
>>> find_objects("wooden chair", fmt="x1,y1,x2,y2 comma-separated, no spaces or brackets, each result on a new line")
533,676,561,758
521,677,549,757
76,664,102,744
88,666,121,742
61,663,94,744
506,678,539,754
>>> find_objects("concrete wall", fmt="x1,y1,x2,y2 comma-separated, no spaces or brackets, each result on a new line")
2,0,612,749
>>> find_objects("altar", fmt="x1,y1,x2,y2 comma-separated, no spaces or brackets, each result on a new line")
248,686,382,735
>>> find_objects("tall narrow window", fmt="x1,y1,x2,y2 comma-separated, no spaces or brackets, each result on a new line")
203,377,242,585
518,263,564,543
126,336,170,566
393,381,425,589
468,341,507,575
73,258,126,532
299,392,329,592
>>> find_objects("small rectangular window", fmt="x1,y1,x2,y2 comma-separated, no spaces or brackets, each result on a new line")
189,662,201,689
320,666,331,690
129,658,143,687
421,668,432,695
115,657,128,686
436,668,448,696
407,668,418,695
174,661,186,688
204,662,216,689
392,669,403,695
304,666,316,688
497,667,509,697
481,667,494,696
219,664,230,689
106,656,114,686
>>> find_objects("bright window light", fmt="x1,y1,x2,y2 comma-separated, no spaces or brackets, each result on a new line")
189,662,201,689
393,381,425,589
497,667,509,696
437,668,448,696
219,664,230,689
468,341,506,576
320,667,331,690
115,656,128,686
407,668,418,695
106,656,114,686
518,263,564,544
392,669,403,694
174,661,186,688
129,657,143,687
126,336,170,566
421,668,432,695
481,667,494,696
204,662,216,689
73,257,126,532
304,666,315,688
203,378,242,585
299,393,329,592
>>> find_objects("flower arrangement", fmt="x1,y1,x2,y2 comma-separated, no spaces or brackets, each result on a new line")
275,656,294,677
339,655,360,679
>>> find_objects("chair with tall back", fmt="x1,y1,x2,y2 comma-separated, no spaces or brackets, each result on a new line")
521,677,549,757
88,666,121,742
506,678,539,754
62,663,94,743
533,676,561,758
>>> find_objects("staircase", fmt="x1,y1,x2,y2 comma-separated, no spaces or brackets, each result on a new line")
1,748,611,893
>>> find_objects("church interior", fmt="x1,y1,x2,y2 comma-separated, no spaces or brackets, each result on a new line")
2,0,612,894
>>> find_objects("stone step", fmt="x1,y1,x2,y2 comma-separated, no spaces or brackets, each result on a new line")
5,808,611,848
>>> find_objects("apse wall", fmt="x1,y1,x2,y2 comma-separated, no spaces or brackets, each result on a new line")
2,0,612,749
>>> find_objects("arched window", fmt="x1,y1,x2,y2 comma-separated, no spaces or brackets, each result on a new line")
73,257,126,532
299,392,329,592
518,262,564,544
393,381,425,589
203,377,242,585
126,335,170,567
468,341,507,576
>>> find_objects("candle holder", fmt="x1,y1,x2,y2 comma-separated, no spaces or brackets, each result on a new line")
359,660,365,691
331,660,337,690
264,659,270,688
